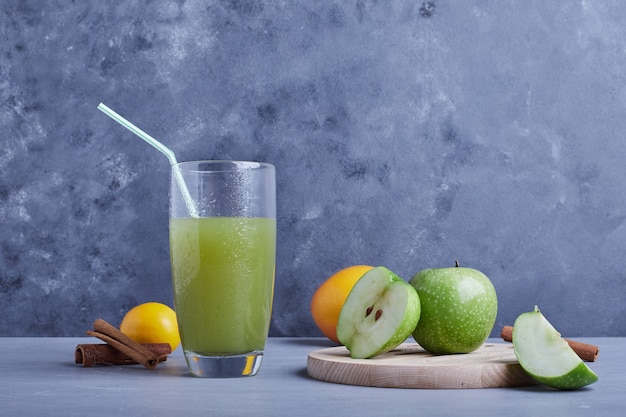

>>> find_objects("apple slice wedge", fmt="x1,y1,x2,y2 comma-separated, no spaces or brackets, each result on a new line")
336,266,420,359
512,306,598,390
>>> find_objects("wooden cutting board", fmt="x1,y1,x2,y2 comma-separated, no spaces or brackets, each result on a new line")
307,342,537,389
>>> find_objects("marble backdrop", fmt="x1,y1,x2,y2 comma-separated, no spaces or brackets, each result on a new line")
2,0,625,337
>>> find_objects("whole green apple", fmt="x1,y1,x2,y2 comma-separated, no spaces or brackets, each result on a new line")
409,262,497,354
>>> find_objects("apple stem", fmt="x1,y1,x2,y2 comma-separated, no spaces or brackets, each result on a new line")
455,260,460,267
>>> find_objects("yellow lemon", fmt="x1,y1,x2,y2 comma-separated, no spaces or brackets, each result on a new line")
120,302,181,351
310,265,374,343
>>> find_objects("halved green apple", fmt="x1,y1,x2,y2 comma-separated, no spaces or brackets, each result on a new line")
336,266,420,359
512,306,598,390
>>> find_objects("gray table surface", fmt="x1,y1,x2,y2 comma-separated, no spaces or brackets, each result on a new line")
0,337,622,416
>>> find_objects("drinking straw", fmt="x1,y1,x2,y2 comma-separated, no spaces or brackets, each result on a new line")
97,103,199,217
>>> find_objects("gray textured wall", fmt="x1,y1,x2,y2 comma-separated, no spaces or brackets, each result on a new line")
2,1,625,338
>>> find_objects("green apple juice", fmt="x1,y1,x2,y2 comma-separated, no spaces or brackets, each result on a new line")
169,216,276,355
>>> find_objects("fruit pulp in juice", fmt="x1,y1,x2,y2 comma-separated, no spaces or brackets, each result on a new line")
169,217,276,355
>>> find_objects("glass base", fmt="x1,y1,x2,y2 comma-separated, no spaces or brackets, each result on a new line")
184,350,264,378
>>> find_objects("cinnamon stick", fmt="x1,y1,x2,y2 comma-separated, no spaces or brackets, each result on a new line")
500,325,599,362
75,343,171,367
86,319,161,369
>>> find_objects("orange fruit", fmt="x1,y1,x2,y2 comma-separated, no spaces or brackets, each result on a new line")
119,302,181,351
310,265,374,343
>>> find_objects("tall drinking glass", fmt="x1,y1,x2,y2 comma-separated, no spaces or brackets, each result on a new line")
169,160,276,377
